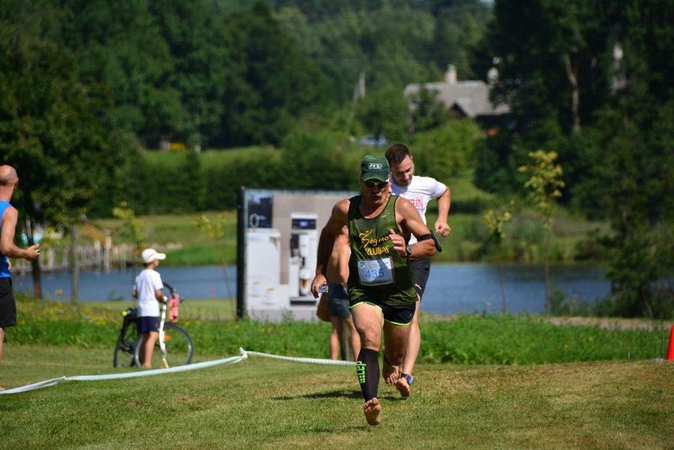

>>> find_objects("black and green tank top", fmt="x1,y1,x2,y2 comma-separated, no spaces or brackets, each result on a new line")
347,195,416,306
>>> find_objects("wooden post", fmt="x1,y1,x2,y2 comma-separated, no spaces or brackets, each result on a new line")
71,224,79,303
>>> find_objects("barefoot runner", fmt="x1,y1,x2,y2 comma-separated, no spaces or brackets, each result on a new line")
311,155,436,425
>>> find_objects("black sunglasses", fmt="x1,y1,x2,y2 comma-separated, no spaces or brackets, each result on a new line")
361,178,389,189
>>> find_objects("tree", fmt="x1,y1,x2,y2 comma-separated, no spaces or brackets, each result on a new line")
195,214,235,304
148,0,233,150
54,0,181,148
0,2,125,297
353,85,409,143
474,0,674,316
483,200,514,312
518,150,564,315
406,87,449,135
218,1,331,147
484,0,611,137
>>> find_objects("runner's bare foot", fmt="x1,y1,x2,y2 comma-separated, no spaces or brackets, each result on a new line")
364,398,381,426
395,376,411,398
382,355,399,385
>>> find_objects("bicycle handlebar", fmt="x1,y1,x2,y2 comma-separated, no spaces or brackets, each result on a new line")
162,281,186,303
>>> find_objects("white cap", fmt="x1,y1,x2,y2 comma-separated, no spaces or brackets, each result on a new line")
141,248,166,264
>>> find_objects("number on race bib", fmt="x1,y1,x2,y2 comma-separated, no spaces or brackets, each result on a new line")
357,258,394,285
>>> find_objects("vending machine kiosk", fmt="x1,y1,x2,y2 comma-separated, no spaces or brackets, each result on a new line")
288,213,318,305
238,188,356,321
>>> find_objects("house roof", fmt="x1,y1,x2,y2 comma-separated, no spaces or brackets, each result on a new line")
404,73,510,118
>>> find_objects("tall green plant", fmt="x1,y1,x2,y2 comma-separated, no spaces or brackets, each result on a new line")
519,150,565,315
112,202,145,267
195,214,235,302
483,200,514,312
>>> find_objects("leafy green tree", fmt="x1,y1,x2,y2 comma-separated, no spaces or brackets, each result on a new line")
0,2,125,297
353,85,409,144
53,0,180,147
219,1,331,147
474,0,674,316
148,0,232,150
195,213,235,301
484,0,611,136
407,87,449,135
483,200,515,312
413,119,482,179
429,2,492,79
518,150,564,315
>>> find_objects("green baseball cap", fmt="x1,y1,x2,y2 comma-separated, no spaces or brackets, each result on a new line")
360,155,390,182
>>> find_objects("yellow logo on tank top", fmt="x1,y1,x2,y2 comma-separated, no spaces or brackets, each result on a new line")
358,229,391,257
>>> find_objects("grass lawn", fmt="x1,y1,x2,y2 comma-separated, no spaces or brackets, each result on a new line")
1,345,673,449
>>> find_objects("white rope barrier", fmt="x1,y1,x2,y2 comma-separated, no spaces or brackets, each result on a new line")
0,348,352,395
0,377,67,394
243,349,356,366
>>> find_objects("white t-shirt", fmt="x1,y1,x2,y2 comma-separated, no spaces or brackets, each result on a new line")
391,175,447,244
133,268,164,317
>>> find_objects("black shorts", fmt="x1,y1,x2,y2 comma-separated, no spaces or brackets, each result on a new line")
349,294,416,326
137,316,159,333
410,257,431,300
0,277,16,328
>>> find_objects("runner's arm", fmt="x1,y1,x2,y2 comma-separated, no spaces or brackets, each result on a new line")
311,200,349,297
0,207,40,260
434,187,451,237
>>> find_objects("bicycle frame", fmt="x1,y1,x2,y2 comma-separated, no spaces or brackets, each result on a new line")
156,282,182,368
157,301,170,368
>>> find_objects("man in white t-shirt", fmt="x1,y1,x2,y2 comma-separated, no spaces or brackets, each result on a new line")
385,143,450,397
132,248,166,368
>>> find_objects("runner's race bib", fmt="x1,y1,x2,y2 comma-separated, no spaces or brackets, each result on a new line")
357,257,394,285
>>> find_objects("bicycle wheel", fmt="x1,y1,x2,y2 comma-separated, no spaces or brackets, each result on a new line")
113,321,138,368
134,323,193,369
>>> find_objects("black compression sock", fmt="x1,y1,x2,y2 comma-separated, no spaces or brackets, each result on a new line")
356,348,380,401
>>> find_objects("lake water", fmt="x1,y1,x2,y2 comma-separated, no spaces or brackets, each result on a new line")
11,263,610,316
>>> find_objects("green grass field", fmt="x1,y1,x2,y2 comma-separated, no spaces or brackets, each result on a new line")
2,345,674,449
2,299,674,448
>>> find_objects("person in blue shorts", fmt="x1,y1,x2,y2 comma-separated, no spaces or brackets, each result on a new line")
326,230,360,361
132,248,167,368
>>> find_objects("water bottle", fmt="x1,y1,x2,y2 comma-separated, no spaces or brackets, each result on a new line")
318,284,329,294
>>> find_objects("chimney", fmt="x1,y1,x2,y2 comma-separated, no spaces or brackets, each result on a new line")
445,64,457,84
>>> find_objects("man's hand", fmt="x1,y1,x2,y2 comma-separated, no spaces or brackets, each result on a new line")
310,274,328,298
389,229,407,257
434,221,451,237
26,244,41,261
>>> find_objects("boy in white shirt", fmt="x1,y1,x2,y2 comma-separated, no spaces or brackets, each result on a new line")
132,248,166,368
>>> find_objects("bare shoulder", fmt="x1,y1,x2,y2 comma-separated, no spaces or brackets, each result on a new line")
332,198,351,221
394,196,418,218
323,198,351,236
1,204,18,224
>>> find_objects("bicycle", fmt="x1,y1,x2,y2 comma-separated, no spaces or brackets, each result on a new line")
113,282,194,368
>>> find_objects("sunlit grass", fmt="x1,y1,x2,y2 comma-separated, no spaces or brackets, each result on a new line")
1,346,674,449
8,298,669,364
